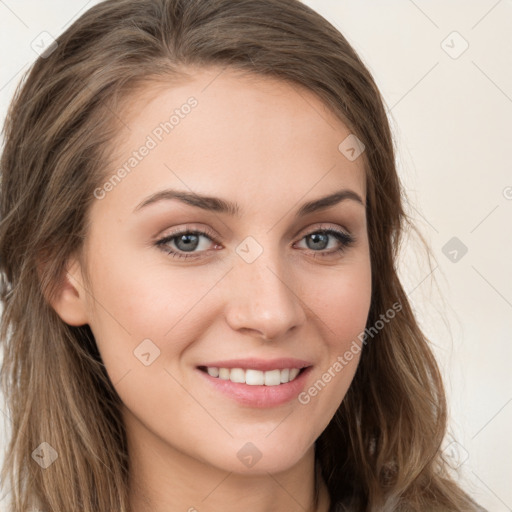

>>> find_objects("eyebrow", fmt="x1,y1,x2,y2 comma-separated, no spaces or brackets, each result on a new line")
133,188,365,217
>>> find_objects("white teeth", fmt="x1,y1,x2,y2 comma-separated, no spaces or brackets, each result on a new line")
206,367,219,378
203,366,303,386
245,369,264,385
219,368,230,380
264,369,281,386
230,368,245,383
289,368,300,381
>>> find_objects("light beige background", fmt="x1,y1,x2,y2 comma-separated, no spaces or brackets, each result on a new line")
1,1,511,510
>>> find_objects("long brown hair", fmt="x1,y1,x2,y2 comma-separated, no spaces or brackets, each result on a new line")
0,0,483,510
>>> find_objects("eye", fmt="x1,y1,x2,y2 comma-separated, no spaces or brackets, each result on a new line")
155,224,356,260
294,227,355,258
155,225,219,260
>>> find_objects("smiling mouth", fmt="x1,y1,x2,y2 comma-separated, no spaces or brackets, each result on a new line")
197,365,308,386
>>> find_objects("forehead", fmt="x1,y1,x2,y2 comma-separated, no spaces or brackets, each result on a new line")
97,67,366,216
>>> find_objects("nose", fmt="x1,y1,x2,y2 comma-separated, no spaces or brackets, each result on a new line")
224,249,307,341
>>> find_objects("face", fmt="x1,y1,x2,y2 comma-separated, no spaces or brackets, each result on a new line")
60,67,371,478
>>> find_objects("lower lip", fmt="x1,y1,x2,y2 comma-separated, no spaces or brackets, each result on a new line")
196,366,312,408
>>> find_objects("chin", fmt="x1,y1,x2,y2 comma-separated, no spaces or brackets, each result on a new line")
201,437,312,476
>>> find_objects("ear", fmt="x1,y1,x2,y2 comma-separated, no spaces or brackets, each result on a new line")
47,257,90,326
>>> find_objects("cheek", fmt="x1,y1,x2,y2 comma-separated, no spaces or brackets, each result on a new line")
294,263,371,437
83,245,233,377
307,259,372,346
301,258,371,401
86,242,212,332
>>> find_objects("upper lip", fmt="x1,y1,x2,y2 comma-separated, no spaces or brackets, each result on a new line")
197,358,313,372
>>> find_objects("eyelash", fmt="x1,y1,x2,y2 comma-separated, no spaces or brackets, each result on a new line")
155,225,356,261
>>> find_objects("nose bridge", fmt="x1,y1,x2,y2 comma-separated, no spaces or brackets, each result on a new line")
224,236,306,340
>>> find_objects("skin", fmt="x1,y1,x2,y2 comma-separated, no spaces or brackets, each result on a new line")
51,67,372,512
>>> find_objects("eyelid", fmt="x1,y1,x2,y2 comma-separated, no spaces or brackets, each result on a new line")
155,224,219,242
156,222,352,245
295,222,352,239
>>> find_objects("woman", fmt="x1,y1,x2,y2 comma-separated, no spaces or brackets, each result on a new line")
0,0,484,510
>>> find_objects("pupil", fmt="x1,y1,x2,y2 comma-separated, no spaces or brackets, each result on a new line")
177,234,198,251
309,233,327,250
